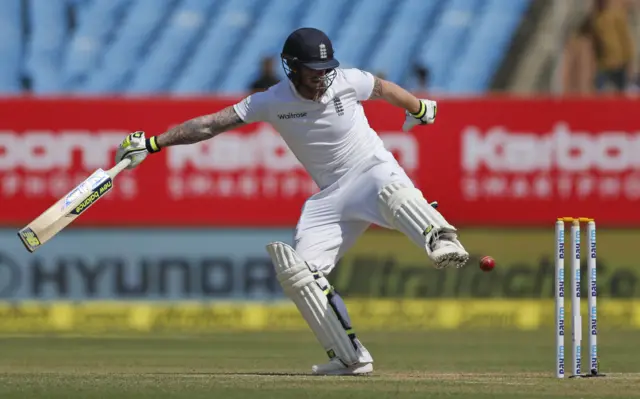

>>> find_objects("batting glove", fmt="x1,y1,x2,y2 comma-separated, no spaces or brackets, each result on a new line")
115,131,160,169
402,99,437,132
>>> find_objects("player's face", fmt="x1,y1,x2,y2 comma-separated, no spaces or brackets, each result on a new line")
298,67,333,100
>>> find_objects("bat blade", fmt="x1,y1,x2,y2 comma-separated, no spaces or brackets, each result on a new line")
17,159,131,253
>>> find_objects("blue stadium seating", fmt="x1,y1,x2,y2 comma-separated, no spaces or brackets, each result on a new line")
24,0,67,93
366,0,440,84
330,0,395,70
172,0,266,94
0,0,23,94
83,0,177,93
217,0,308,93
297,0,354,47
6,0,531,95
414,0,485,93
61,0,131,90
447,0,531,93
126,0,220,93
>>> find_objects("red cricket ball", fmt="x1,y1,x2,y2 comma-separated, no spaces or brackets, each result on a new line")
479,256,495,272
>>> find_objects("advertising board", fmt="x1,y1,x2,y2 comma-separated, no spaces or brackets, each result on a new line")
1,97,639,226
0,300,636,333
0,228,292,300
0,228,636,300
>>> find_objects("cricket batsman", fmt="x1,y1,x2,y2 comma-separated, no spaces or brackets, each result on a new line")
116,27,469,375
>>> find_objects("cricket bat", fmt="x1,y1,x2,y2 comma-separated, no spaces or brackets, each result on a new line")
17,158,132,253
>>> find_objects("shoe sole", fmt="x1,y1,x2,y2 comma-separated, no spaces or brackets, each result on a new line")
434,252,469,269
311,363,373,376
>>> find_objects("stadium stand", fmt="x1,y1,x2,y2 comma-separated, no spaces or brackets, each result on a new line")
24,0,68,93
126,0,219,93
447,0,531,93
0,0,24,94
83,0,177,93
217,0,308,93
61,0,131,91
330,0,396,70
366,0,441,85
172,0,264,94
5,0,531,95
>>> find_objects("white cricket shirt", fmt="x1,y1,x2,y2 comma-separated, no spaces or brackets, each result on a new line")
233,68,395,189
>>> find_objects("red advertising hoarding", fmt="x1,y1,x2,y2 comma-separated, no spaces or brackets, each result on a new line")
0,96,638,227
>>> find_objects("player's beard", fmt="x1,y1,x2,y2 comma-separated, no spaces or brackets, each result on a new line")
299,71,334,101
310,75,328,101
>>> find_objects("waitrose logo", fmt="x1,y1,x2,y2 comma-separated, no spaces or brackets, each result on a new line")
277,112,307,120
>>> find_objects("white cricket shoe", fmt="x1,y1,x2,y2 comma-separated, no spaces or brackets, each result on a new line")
311,359,373,376
428,232,469,269
311,341,373,376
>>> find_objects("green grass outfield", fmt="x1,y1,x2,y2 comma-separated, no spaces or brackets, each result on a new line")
0,330,638,398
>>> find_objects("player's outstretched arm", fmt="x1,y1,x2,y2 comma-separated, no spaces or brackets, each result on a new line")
114,106,245,169
369,77,422,114
369,76,437,132
155,106,245,147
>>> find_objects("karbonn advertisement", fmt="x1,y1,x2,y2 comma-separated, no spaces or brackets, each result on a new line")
0,97,639,227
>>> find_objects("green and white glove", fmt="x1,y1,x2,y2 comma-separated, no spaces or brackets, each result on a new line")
402,99,437,132
114,131,161,169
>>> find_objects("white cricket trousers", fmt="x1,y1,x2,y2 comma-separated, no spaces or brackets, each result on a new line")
294,152,415,275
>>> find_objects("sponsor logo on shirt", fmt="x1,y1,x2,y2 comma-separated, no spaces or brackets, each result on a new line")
277,112,308,120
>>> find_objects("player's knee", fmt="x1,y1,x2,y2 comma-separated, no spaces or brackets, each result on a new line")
302,256,335,276
267,242,336,295
377,182,425,225
294,241,338,276
377,182,455,247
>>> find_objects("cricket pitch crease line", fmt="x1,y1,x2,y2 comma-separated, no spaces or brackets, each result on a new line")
3,370,638,383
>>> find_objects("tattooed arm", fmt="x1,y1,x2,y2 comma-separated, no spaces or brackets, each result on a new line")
155,106,245,148
368,76,422,114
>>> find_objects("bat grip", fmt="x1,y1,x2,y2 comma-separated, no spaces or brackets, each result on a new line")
109,158,132,177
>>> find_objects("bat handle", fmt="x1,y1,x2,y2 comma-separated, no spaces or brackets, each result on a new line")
109,158,132,177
